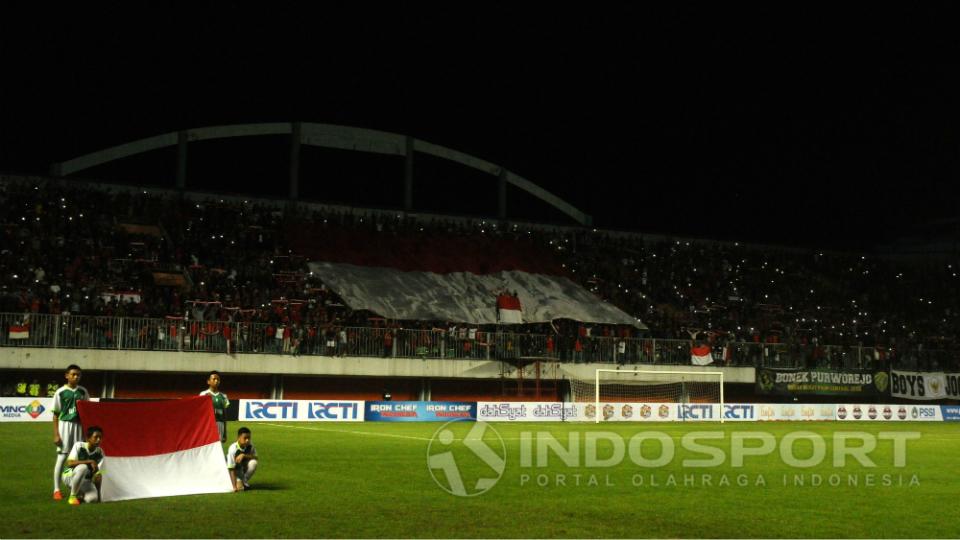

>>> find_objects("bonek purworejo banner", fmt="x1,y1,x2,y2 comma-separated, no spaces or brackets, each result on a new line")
756,368,888,396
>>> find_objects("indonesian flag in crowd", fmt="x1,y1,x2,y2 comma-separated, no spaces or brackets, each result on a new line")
297,228,644,328
8,324,29,339
497,294,523,324
77,396,233,502
691,344,714,366
100,291,143,305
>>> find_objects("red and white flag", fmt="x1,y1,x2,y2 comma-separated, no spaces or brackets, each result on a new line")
296,228,645,328
691,345,714,366
497,294,523,324
8,325,29,339
77,396,233,502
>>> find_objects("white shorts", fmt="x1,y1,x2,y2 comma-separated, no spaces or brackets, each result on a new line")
57,421,83,455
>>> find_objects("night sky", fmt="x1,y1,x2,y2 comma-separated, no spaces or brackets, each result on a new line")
3,3,960,250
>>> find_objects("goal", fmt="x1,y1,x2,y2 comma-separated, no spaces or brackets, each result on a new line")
569,369,724,423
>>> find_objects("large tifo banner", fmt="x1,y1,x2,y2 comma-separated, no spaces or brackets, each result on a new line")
889,370,960,401
303,231,643,327
239,400,364,422
77,396,233,502
365,401,476,422
756,368,888,396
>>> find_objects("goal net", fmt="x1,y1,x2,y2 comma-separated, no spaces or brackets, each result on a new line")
569,369,724,423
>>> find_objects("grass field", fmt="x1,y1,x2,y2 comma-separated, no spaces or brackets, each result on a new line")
3,421,960,538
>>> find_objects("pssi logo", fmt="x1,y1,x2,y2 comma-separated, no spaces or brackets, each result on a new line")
246,401,298,419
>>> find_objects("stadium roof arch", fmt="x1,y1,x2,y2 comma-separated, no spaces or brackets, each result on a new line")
50,122,591,226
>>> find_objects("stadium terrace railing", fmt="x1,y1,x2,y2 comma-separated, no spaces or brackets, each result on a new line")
0,312,951,370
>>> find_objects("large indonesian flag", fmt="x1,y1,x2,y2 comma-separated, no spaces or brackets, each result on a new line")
77,396,233,502
691,345,714,366
296,228,644,328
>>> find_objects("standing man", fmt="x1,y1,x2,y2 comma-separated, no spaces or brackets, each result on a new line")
52,364,89,500
200,371,230,443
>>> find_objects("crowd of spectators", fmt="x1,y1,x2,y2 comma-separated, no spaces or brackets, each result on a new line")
1,177,957,370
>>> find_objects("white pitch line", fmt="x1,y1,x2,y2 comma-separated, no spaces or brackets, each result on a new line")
258,422,960,443
259,422,433,441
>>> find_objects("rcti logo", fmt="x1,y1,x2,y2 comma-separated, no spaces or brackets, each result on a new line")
245,401,298,419
27,400,45,419
427,420,505,497
306,402,359,420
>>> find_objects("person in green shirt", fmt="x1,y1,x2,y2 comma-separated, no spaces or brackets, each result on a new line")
52,364,89,500
63,425,105,505
200,371,230,443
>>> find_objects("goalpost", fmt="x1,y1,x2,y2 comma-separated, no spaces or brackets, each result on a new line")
569,369,724,423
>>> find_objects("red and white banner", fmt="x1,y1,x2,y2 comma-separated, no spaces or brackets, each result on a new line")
300,231,643,327
496,294,523,324
691,345,714,366
100,291,142,305
77,396,233,502
8,325,29,339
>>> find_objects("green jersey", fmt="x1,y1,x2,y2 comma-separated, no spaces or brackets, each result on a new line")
52,385,89,422
64,441,105,479
200,390,230,421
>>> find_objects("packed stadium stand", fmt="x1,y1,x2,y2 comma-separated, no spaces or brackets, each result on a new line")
1,174,957,386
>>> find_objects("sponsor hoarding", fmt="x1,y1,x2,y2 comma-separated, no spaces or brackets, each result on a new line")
239,400,364,421
0,397,54,422
477,402,580,421
941,405,960,421
755,404,837,421
836,404,942,421
365,401,476,422
478,402,765,422
0,397,101,422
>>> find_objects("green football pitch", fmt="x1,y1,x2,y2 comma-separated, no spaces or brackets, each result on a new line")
3,421,959,538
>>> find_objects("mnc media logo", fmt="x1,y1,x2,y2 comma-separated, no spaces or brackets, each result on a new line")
427,420,506,497
27,400,45,419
